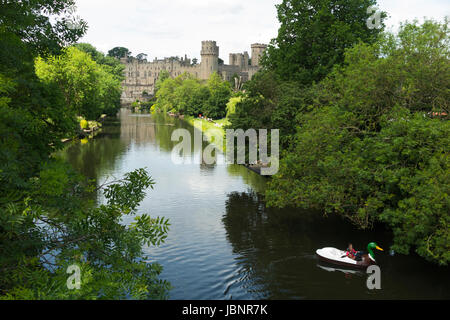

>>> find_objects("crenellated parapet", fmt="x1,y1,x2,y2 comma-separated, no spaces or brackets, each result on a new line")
201,41,219,56
251,43,268,67
120,40,266,104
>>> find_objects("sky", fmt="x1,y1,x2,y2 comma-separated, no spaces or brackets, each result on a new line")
74,0,450,61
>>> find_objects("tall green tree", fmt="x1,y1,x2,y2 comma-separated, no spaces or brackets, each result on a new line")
35,46,122,119
205,72,232,119
266,20,450,265
107,46,131,59
265,0,386,84
0,1,171,299
74,43,125,82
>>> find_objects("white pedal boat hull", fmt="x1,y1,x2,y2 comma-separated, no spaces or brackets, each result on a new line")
316,247,375,269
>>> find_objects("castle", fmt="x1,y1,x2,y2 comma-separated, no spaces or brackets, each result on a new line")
120,41,267,104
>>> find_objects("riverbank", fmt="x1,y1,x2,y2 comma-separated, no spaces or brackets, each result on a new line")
61,114,107,144
180,115,270,177
184,116,229,152
58,109,450,300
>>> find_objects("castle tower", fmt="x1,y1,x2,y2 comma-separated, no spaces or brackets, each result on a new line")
200,41,219,80
243,51,249,69
251,43,267,67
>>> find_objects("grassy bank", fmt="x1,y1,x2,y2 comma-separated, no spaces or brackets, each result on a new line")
184,116,229,152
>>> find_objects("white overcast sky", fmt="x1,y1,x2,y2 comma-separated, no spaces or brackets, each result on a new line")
74,0,450,60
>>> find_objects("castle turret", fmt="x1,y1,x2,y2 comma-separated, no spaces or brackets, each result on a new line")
251,43,267,67
200,41,219,80
243,51,249,69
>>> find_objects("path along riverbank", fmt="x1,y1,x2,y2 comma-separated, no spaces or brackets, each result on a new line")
177,114,269,176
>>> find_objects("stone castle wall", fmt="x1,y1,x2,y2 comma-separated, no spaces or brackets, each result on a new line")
120,41,267,104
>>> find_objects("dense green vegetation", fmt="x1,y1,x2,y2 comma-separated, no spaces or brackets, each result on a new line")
228,0,449,265
0,0,170,298
264,0,386,84
107,46,131,59
35,46,123,119
153,72,232,119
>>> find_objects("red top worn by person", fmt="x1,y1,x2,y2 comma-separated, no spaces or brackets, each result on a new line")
346,243,357,260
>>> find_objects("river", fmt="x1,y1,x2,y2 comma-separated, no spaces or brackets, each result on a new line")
58,108,450,299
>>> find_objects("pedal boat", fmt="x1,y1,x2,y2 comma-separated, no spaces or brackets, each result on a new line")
316,242,383,269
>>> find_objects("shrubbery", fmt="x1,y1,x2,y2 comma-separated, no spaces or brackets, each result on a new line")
0,0,171,299
153,72,232,119
263,20,450,265
35,46,123,120
228,0,449,265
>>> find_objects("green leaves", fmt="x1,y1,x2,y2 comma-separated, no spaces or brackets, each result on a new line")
104,168,155,214
1,1,171,297
130,215,170,247
265,20,450,265
0,0,87,57
154,72,232,119
265,0,385,84
35,46,123,120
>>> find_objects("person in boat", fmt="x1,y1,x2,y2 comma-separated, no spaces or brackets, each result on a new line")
347,243,366,261
346,243,358,260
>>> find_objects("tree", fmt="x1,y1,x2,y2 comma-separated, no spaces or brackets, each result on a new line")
0,0,87,57
108,46,131,59
136,53,148,62
205,72,232,119
0,1,171,298
154,76,178,113
155,70,171,93
264,0,386,84
0,0,86,195
75,43,125,82
35,46,123,119
191,58,198,66
266,20,450,265
153,72,231,118
227,70,316,149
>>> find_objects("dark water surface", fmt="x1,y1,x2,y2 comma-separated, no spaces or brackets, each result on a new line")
59,109,449,299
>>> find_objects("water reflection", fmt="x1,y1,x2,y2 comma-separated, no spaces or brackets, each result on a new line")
58,118,126,179
58,109,450,300
222,191,450,299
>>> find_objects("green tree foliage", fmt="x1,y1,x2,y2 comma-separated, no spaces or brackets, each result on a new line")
35,46,123,118
227,70,318,149
206,73,232,119
107,46,131,59
74,43,125,82
0,0,87,56
264,0,385,84
266,20,450,265
136,53,148,61
226,96,242,118
1,1,171,298
1,165,171,299
0,0,84,195
154,72,232,119
155,70,171,93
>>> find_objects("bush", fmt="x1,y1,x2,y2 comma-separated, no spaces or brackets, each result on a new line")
153,72,231,119
266,19,450,265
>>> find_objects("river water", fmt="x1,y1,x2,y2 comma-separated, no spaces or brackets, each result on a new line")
59,109,449,299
